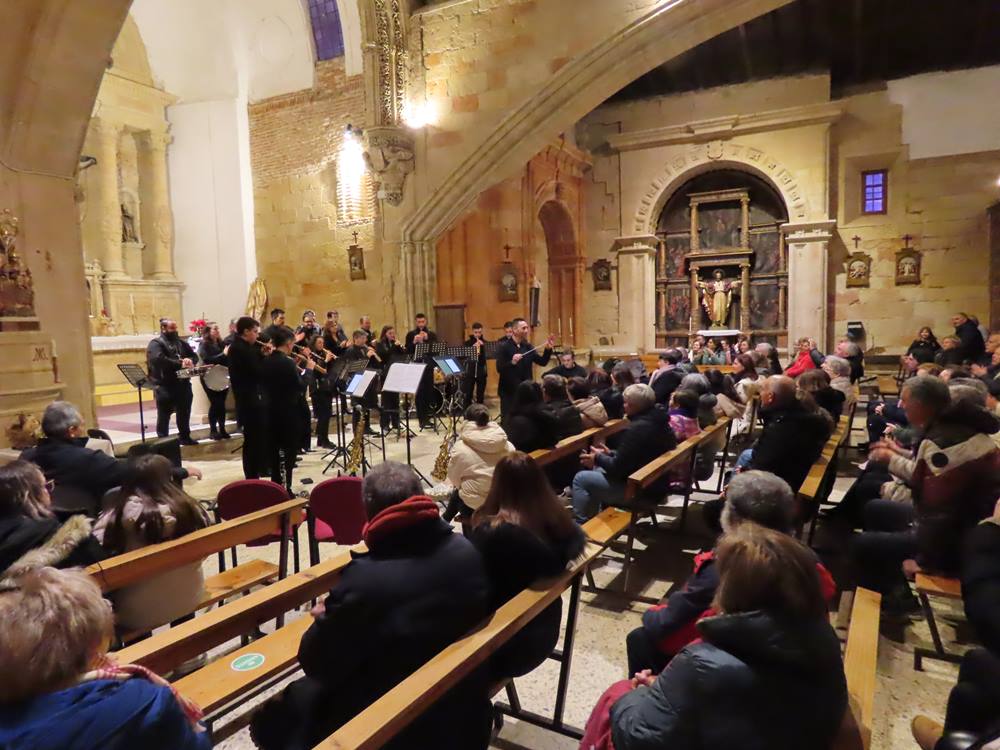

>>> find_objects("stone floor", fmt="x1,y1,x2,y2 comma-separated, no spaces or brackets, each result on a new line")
162,418,964,750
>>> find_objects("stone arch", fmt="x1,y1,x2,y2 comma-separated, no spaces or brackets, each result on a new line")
538,199,581,346
635,146,806,237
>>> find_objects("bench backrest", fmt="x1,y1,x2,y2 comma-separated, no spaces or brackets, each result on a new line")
624,418,730,500
843,588,881,750
529,419,627,467
88,497,307,593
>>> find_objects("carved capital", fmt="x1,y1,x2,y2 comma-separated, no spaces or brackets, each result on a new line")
363,126,414,207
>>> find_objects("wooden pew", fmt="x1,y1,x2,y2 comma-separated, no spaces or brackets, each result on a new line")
877,374,900,398
841,588,882,750
528,419,627,468
913,573,964,669
798,414,852,543
695,364,735,374
314,508,632,749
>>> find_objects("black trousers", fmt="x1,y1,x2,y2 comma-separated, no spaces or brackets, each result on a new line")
380,391,401,431
298,395,312,451
154,382,193,439
269,419,298,494
313,389,333,445
235,393,268,480
939,649,1000,750
849,498,917,595
463,363,487,405
626,625,671,677
415,363,435,425
200,381,229,433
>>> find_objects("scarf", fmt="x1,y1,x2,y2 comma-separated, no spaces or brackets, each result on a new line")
83,654,205,731
362,496,441,551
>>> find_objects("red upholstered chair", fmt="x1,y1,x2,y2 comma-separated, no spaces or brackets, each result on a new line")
307,476,366,565
215,479,302,575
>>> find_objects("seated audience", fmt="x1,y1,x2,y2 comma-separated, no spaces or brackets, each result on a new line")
704,369,744,421
503,381,560,453
541,374,585,439
570,384,676,524
0,460,106,576
678,373,718,428
785,337,817,378
667,390,701,442
543,349,587,380
648,350,684,405
906,326,941,361
987,380,1000,418
470,453,585,680
835,338,865,383
971,343,1000,381
21,401,198,516
442,405,514,524
601,364,635,420
625,471,836,675
606,524,847,750
942,365,973,383
731,352,759,391
953,311,987,364
822,355,857,408
0,567,209,749
250,462,491,750
587,369,614,410
755,341,783,375
692,338,726,366
93,455,211,634
568,377,608,428
962,499,1000,654
911,650,1000,750
936,336,965,367
797,368,845,421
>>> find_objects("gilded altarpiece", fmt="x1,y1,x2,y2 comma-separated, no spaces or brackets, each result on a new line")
655,170,788,348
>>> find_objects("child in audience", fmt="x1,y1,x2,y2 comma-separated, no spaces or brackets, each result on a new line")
471,452,584,679
94,454,210,635
442,404,514,525
0,566,209,749
568,376,609,428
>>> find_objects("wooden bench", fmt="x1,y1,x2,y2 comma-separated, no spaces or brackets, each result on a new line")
798,414,852,544
877,374,900,398
313,508,633,749
914,573,964,670
116,551,352,676
528,419,627,468
841,587,882,750
695,364,735,374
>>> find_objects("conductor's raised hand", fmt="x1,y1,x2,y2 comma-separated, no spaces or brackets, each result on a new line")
512,352,523,365
545,334,556,349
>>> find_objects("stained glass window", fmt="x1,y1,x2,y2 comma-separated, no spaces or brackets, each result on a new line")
308,0,345,61
862,169,888,214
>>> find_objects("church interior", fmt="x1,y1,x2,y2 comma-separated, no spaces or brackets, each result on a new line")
2,0,1000,748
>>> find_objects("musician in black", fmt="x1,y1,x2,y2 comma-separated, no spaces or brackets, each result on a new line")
342,329,380,435
308,335,337,448
146,318,198,445
405,313,439,429
463,322,489,405
323,310,348,351
260,327,315,493
197,321,230,440
222,317,239,347
296,309,321,340
260,308,287,343
496,317,555,420
375,325,408,433
543,348,587,380
358,315,375,346
227,317,272,478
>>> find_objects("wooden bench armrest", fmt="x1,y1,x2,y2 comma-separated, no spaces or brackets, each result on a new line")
844,587,881,750
532,419,628,467
915,573,962,599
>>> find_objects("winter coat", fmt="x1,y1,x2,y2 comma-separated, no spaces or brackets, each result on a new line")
829,376,857,408
0,679,210,750
574,396,609,428
0,513,105,579
812,386,846,422
471,520,585,679
611,610,847,750
748,401,832,492
600,387,626,420
962,519,1000,655
504,406,560,453
93,496,210,633
543,397,585,440
713,394,744,421
784,350,817,379
446,422,514,511
957,319,987,363
595,406,677,497
649,367,684,405
261,500,491,750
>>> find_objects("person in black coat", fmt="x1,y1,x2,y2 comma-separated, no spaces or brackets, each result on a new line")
197,322,230,440
404,313,439,430
953,312,986,364
503,381,560,453
226,316,272,479
21,401,194,515
146,318,198,445
259,327,315,493
470,452,585,679
250,462,492,750
542,350,587,381
648,350,684,405
375,325,408,433
797,369,845,422
496,317,554,420
462,323,489,406
341,329,380,435
610,524,847,750
258,308,287,344
570,384,677,524
540,375,584,439
307,335,337,449
907,326,942,361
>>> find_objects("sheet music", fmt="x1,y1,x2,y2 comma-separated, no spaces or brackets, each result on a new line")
346,369,379,398
382,362,428,395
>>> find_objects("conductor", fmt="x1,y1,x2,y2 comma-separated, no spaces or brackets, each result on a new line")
496,317,555,420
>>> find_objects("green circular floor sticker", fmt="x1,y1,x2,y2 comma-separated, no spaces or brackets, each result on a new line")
230,653,265,672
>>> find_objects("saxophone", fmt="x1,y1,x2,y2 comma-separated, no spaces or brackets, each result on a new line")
430,419,458,482
346,411,366,476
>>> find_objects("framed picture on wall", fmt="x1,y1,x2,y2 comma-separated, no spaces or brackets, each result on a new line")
347,243,366,281
498,261,519,302
592,259,612,291
895,248,921,285
845,252,871,288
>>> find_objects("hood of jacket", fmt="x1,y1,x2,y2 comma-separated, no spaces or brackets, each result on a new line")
459,421,511,457
0,514,92,585
574,396,607,419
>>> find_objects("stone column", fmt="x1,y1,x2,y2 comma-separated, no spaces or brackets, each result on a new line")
612,235,658,352
739,262,751,331
781,220,837,351
91,118,126,279
138,130,175,280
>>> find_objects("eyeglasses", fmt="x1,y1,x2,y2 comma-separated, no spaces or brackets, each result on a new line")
44,479,55,493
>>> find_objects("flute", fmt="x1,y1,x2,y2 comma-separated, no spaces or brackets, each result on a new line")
292,350,327,375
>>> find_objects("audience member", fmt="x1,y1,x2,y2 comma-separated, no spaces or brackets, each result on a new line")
667,389,701,442
503,381,560,453
250,462,491,750
21,401,197,516
755,341,783,375
587,369,613,410
822,355,857,408
0,567,209,749
542,349,587,380
648,350,684,405
962,499,1000,654
692,338,726,366
785,337,818,378
93,454,211,634
835,339,865,383
541,374,585,439
601,365,635,420
606,525,847,750
911,648,1000,750
953,312,986,364
936,336,965,367
704,369,744,420
570,385,676,524
906,326,941,361
442,405,514,524
0,460,106,576
941,365,973,383
678,373,718,428
470,453,585,680
798,368,845,421
568,377,608,428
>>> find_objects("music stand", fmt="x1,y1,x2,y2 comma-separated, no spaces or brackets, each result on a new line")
345,369,385,475
483,340,501,360
382,362,433,486
117,363,150,443
321,358,351,473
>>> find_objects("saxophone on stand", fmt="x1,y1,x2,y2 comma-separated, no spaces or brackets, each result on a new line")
345,410,367,476
430,418,458,482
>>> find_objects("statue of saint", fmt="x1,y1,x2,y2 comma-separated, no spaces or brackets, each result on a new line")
697,268,737,329
121,203,138,243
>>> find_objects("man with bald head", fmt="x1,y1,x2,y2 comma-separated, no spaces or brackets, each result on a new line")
740,375,832,492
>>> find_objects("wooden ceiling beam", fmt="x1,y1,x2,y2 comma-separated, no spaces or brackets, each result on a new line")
738,24,754,80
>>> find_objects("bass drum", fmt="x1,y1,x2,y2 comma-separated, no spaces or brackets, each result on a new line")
202,365,230,392
426,386,444,415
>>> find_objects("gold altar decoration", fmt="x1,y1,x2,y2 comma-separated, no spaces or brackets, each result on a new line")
696,269,738,329
0,209,36,317
245,277,268,321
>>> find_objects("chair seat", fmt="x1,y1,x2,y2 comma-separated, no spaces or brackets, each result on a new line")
246,520,304,547
313,517,335,542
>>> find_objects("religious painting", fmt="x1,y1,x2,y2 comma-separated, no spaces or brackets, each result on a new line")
347,243,366,280
698,202,742,250
498,261,519,302
591,259,612,291
664,286,691,331
663,235,688,279
895,249,921,285
749,284,780,330
750,230,781,275
846,252,872,288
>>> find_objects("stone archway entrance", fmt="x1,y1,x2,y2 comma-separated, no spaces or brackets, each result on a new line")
538,200,582,347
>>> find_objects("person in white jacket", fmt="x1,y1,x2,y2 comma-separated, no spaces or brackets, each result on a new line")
442,404,514,526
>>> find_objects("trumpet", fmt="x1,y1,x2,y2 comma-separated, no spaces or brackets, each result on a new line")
292,343,334,368
291,349,327,375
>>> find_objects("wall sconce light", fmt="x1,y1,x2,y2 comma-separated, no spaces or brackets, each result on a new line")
402,100,438,130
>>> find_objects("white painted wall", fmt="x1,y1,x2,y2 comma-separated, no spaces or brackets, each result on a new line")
889,65,1000,160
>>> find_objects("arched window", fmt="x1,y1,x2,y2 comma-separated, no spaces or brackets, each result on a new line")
308,0,345,61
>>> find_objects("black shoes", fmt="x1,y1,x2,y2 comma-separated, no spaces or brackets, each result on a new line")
178,436,199,446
